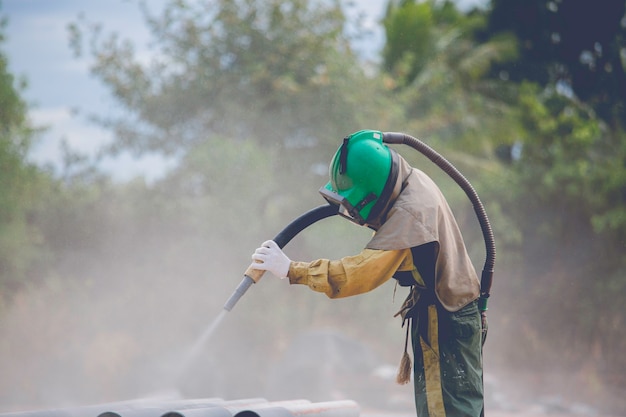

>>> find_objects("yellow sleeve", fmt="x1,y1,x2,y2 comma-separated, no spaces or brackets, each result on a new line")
288,248,413,299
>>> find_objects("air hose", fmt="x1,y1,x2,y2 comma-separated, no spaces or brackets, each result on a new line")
382,132,495,315
223,204,339,311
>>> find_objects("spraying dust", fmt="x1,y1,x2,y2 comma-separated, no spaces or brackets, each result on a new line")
175,309,229,383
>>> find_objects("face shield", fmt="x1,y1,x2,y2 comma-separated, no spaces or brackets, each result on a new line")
319,185,376,226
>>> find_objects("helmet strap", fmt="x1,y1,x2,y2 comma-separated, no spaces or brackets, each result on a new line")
367,148,400,223
354,192,378,212
339,136,350,175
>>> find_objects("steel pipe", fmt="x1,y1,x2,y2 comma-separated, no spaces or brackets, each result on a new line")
162,400,312,417
233,400,359,417
0,396,215,417
99,398,269,417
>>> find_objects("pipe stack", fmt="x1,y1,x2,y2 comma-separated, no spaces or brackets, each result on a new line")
0,398,360,417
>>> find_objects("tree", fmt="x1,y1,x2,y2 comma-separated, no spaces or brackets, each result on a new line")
490,81,626,377
68,0,399,157
485,0,626,129
68,0,407,222
381,0,519,190
0,14,50,299
382,0,436,88
466,0,626,385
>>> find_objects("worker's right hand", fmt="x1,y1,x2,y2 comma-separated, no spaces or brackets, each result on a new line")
250,240,291,279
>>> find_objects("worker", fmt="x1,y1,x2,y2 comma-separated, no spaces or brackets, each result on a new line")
250,130,485,417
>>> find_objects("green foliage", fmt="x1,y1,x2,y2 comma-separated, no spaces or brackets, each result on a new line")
382,0,434,86
383,0,510,87
0,18,51,298
68,0,398,159
485,0,626,128
514,82,626,246
382,0,519,161
0,139,45,293
486,81,626,376
0,44,25,130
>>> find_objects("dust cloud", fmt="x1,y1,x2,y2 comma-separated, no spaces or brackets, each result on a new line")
0,143,621,416
0,212,621,417
0,212,408,412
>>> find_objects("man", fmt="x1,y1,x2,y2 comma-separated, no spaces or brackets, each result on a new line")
250,130,484,416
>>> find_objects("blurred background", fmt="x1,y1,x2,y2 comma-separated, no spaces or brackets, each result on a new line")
1,0,625,415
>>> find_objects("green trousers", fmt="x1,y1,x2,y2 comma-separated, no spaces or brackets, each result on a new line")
411,299,484,417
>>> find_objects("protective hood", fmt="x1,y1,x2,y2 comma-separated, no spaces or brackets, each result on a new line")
366,155,480,311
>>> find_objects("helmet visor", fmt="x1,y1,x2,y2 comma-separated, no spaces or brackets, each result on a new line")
319,186,367,225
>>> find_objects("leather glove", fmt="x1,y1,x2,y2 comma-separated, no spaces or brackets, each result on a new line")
250,240,291,279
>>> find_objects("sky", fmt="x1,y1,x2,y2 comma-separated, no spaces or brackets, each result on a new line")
4,0,178,181
3,0,487,182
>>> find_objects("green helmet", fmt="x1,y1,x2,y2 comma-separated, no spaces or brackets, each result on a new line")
320,130,399,227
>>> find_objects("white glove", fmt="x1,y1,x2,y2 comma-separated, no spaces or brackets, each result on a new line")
250,240,291,279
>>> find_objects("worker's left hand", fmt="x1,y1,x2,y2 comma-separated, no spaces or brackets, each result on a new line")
250,240,291,279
